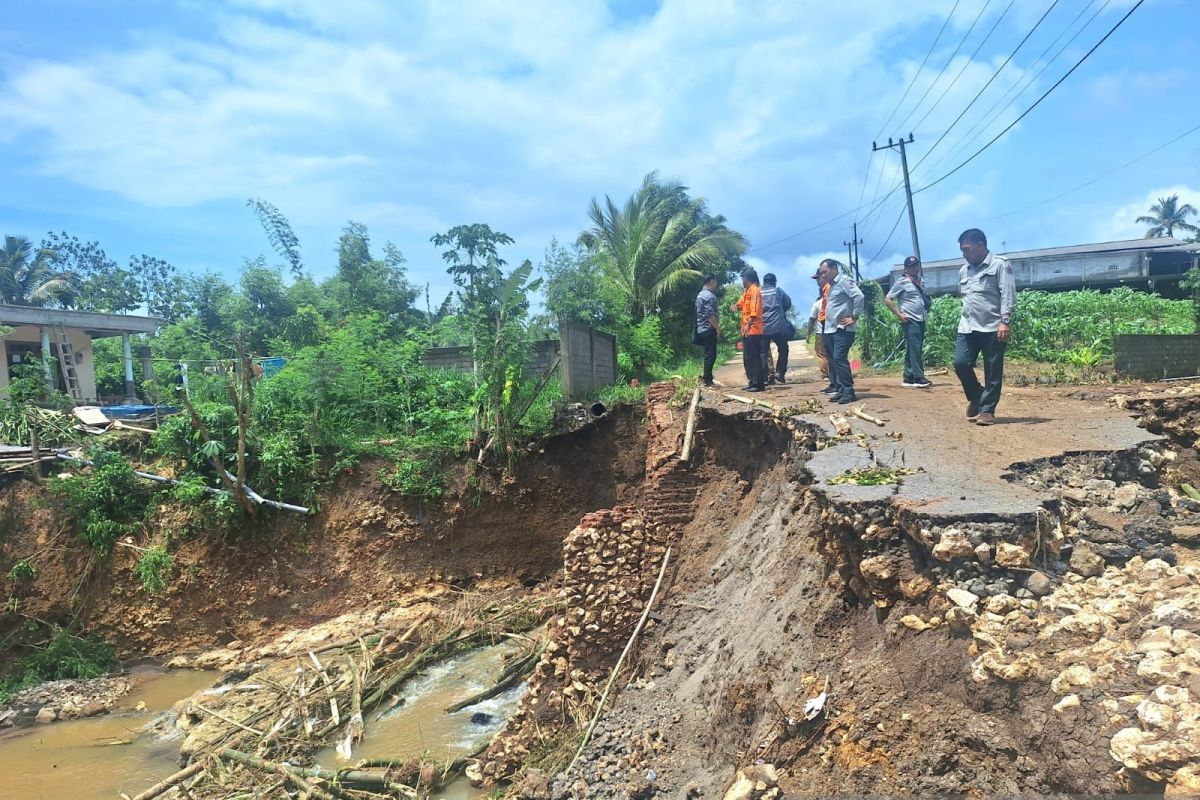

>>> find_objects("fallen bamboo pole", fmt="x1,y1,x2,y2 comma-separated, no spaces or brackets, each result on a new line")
444,640,545,713
679,386,702,462
567,545,672,775
218,749,349,800
848,405,886,427
128,762,205,800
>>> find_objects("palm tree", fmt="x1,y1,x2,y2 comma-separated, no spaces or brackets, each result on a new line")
1136,194,1199,239
0,236,72,306
578,172,747,320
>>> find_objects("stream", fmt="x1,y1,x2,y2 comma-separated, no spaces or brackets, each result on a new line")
0,643,525,799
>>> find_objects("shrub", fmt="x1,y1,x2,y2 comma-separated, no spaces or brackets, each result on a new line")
7,560,36,581
134,545,173,595
381,457,445,500
0,627,118,701
52,447,149,554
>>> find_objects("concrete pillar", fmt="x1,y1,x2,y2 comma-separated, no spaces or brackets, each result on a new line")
39,327,54,394
122,333,137,403
138,345,154,382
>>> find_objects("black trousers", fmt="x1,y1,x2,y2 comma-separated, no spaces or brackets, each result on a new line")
696,328,717,382
742,334,765,388
902,321,927,383
953,331,1006,414
763,332,789,379
830,329,856,395
822,331,837,388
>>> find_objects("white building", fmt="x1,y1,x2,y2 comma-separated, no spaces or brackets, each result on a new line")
0,305,162,404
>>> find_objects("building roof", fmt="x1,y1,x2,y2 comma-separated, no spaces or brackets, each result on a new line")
0,305,162,337
894,237,1200,271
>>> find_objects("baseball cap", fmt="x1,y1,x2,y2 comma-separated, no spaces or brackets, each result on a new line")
903,256,920,269
810,270,821,279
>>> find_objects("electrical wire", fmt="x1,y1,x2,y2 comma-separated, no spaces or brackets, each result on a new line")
911,0,1061,173
872,0,962,145
984,121,1200,222
909,0,1014,134
864,205,910,269
894,0,994,135
920,0,1108,179
915,0,1145,195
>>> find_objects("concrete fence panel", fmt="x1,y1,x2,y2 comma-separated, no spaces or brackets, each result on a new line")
1115,334,1200,380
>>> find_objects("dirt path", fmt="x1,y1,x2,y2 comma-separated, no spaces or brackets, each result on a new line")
715,340,1155,518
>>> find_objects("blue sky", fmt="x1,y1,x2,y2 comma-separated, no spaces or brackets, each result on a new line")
2,0,1198,311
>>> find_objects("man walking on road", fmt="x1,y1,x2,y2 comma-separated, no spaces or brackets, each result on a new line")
733,268,765,392
694,274,720,387
760,273,793,384
952,228,1015,426
884,256,933,388
818,259,864,404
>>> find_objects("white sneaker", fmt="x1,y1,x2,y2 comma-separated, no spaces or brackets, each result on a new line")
901,381,920,388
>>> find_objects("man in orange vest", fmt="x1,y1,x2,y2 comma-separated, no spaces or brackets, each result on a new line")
732,267,765,392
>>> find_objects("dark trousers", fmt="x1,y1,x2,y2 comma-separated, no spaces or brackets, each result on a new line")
742,334,765,388
696,329,717,382
822,331,837,387
763,333,789,379
830,329,856,395
902,321,927,383
953,331,1006,414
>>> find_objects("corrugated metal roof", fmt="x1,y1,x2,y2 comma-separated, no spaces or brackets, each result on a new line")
895,237,1200,271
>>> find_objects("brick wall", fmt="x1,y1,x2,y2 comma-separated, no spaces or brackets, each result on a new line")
1115,335,1200,380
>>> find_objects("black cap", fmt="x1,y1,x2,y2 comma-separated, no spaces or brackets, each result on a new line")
903,256,920,269
810,270,821,279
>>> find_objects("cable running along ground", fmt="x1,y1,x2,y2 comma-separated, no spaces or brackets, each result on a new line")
915,0,1145,195
912,0,1061,174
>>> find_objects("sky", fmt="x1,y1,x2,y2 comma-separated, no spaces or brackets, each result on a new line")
2,0,1199,311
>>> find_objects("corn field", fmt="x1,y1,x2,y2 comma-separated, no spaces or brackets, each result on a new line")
860,287,1194,368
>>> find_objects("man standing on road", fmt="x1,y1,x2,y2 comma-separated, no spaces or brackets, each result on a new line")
952,228,1015,426
806,273,829,380
732,268,765,392
818,259,864,404
760,273,793,384
884,256,933,388
694,274,720,387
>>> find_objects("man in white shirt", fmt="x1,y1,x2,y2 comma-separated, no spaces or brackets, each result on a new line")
952,228,1016,426
884,256,932,388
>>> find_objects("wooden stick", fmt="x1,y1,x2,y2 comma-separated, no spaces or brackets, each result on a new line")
128,762,205,800
828,413,852,436
679,386,702,462
192,704,264,736
848,405,887,427
567,546,672,775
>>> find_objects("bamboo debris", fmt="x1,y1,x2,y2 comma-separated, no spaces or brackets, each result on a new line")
679,386,702,461
848,405,887,427
444,638,546,713
128,762,205,800
828,413,852,436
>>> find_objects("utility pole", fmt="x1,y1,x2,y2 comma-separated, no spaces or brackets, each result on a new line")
872,134,922,265
843,222,863,281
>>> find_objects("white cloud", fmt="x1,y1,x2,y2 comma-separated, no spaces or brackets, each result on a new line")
1104,185,1200,242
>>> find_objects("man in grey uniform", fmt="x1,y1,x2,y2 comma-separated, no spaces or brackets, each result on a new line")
818,259,864,404
952,228,1015,426
694,274,720,387
760,273,793,383
884,255,932,388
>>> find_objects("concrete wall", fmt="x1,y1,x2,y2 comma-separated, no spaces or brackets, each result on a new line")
1115,334,1200,380
0,325,98,402
420,323,618,400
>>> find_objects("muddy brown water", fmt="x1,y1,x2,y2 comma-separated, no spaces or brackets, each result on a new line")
0,643,524,799
0,669,220,800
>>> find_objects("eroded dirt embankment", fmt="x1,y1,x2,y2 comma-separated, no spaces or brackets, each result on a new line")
0,406,646,659
482,385,1200,800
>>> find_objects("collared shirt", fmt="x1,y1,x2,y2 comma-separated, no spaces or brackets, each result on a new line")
695,287,718,334
760,285,792,336
818,283,829,322
886,274,929,323
823,274,865,333
736,283,763,336
958,252,1016,334
808,297,822,322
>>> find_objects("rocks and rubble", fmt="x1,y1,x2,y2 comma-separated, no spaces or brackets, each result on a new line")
1,675,132,725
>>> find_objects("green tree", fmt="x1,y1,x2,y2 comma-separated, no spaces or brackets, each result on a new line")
431,223,515,288
247,197,304,278
323,222,419,323
538,238,628,333
41,231,140,312
0,235,71,306
1136,194,1199,239
577,171,747,322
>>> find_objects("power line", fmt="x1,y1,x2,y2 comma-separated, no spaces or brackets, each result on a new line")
872,0,962,144
911,0,1061,173
864,205,909,269
915,0,1145,195
920,0,1108,179
910,0,1014,135
984,121,1200,222
894,0,994,136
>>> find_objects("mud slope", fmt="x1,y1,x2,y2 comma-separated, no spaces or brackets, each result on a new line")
0,406,646,658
